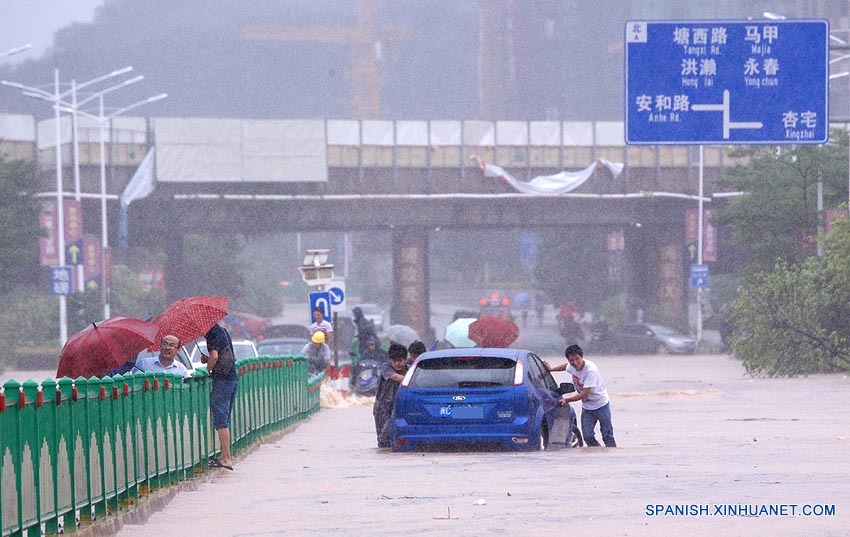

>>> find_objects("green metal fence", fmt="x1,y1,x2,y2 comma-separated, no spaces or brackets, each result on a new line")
0,355,322,536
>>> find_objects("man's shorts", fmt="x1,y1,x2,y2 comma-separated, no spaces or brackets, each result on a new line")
210,377,238,429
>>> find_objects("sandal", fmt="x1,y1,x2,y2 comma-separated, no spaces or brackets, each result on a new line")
209,457,234,470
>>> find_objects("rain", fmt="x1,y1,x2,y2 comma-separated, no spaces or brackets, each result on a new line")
2,1,850,534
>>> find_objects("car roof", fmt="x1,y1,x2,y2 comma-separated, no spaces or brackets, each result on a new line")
418,348,527,361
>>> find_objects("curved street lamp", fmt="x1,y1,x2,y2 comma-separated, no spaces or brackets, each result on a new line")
0,43,32,59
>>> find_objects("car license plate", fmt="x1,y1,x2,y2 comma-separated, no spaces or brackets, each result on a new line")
440,405,483,419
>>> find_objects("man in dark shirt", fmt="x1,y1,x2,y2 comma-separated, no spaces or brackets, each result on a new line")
372,343,408,449
201,323,239,470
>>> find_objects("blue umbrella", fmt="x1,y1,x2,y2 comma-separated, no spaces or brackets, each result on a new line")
444,318,476,348
514,291,531,308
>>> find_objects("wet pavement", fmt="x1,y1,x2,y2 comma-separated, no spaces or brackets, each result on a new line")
112,353,850,536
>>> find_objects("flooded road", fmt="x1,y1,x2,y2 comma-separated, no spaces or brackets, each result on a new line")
114,353,850,536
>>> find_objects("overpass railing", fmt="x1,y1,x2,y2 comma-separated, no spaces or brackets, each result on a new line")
0,355,322,536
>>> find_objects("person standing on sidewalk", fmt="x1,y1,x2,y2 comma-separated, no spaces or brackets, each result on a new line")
201,323,239,469
546,344,616,447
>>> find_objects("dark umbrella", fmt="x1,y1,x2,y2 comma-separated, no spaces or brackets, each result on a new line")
57,317,159,378
149,296,229,350
385,324,420,347
468,315,520,348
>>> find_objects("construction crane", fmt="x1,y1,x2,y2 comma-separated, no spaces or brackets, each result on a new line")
241,0,409,119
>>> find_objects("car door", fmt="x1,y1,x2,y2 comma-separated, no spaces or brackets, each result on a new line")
526,353,570,447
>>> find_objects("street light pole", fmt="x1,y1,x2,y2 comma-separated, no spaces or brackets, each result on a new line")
54,68,69,344
2,66,136,335
91,92,167,318
0,43,32,59
68,90,166,318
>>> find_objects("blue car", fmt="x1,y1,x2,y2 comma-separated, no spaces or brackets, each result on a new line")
391,348,582,452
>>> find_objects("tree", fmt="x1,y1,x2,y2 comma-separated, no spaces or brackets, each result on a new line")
732,216,850,375
714,131,848,273
0,155,41,294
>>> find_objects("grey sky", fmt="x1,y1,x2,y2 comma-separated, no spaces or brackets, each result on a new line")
0,0,103,64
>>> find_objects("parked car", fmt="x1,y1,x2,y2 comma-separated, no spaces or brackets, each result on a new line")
353,303,385,331
186,338,259,364
256,338,309,357
599,323,697,354
391,348,581,452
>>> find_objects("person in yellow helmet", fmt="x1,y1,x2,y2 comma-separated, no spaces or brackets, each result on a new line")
301,330,330,375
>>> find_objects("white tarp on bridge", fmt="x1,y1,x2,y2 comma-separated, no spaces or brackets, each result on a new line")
154,118,327,183
471,154,624,195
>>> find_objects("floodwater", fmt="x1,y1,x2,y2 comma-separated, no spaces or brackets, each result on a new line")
112,353,850,536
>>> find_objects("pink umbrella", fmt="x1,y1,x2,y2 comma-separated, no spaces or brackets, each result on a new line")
149,296,228,350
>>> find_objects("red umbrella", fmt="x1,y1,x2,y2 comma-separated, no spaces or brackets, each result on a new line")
57,317,159,378
149,296,228,350
468,315,520,348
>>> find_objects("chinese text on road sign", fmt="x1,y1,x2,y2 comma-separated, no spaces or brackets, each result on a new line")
626,20,828,145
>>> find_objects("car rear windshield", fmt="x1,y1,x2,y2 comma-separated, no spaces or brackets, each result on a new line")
408,356,516,389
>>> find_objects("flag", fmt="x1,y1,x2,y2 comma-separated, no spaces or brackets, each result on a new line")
118,147,156,248
120,147,156,208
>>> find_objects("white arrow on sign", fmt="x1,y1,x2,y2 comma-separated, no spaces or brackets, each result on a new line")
328,287,344,305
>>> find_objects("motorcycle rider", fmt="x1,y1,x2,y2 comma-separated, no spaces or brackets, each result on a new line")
352,306,378,357
360,337,387,364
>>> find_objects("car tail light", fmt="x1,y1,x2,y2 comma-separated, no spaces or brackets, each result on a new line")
490,292,499,301
513,360,524,386
501,297,511,306
394,437,409,446
401,363,417,387
479,297,488,306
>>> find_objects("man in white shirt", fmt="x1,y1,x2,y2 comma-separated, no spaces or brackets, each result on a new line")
310,307,333,347
547,344,616,447
136,334,190,378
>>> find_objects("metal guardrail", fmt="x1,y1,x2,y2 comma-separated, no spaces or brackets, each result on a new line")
0,355,322,536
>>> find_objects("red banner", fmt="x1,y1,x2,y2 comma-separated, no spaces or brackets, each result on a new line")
685,208,717,262
63,199,83,244
83,236,102,286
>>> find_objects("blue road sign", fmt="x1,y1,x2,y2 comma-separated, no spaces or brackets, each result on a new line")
328,286,345,306
49,265,73,296
626,20,828,145
690,264,709,288
309,292,332,323
520,233,539,263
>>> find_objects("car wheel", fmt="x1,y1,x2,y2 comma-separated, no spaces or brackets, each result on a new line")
570,423,583,448
537,423,549,451
656,343,670,354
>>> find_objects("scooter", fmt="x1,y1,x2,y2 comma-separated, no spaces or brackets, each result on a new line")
349,352,380,396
